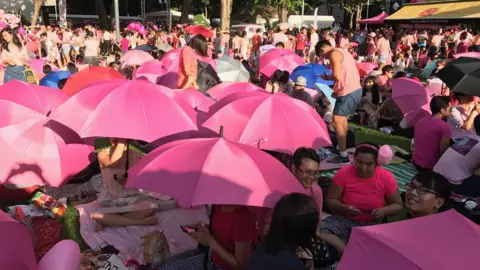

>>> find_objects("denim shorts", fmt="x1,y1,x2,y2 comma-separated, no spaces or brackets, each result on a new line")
333,88,362,117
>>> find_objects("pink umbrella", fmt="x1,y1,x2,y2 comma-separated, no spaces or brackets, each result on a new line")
206,82,265,100
0,81,93,187
133,59,164,83
158,48,217,88
357,62,378,77
202,91,332,155
259,49,304,78
339,210,480,270
172,88,215,113
29,57,58,80
120,50,154,66
127,137,306,208
392,78,431,127
454,52,480,59
50,79,198,142
0,210,37,270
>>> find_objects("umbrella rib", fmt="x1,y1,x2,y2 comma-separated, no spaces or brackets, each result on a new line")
27,83,46,114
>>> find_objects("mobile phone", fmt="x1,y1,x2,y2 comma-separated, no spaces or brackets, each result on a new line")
180,225,197,233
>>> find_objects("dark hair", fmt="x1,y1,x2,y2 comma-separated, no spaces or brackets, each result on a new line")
363,76,380,105
354,142,379,164
280,71,290,84
43,64,52,74
187,34,208,57
474,115,480,135
271,70,283,82
264,193,319,255
394,71,407,79
413,171,451,200
382,65,394,74
460,32,468,41
241,31,247,38
40,32,48,38
429,96,450,115
292,147,320,168
275,42,285,48
315,40,332,54
57,78,68,90
1,27,23,52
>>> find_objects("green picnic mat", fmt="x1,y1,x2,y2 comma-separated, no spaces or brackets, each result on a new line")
320,163,418,192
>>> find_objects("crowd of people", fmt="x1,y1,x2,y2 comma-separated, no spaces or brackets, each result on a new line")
1,12,480,270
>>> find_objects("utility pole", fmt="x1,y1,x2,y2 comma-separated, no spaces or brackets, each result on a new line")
114,0,120,41
141,0,146,23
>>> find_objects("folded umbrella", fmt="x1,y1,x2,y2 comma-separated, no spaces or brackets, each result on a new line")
202,91,332,155
206,82,265,101
216,55,250,83
259,49,305,78
437,57,480,96
290,64,333,88
62,66,124,97
127,136,306,208
50,79,197,142
39,71,72,89
120,50,154,66
0,81,93,187
392,78,431,127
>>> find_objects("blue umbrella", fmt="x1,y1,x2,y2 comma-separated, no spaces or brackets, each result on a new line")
39,71,72,89
290,64,334,88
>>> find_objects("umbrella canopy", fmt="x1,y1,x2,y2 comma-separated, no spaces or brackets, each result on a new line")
172,88,215,113
133,60,164,84
392,78,431,127
359,11,388,24
202,91,332,155
338,210,480,270
29,58,58,80
216,55,250,83
62,66,124,97
158,48,217,88
50,79,198,142
39,71,72,89
134,44,155,52
127,137,306,208
0,210,37,270
0,81,93,187
421,59,440,78
357,62,378,77
192,14,210,27
290,64,333,88
454,52,480,59
185,25,213,38
156,43,173,52
206,82,265,100
259,49,305,78
437,57,480,96
120,50,154,66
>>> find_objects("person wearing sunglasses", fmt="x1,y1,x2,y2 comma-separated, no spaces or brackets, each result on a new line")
404,171,451,219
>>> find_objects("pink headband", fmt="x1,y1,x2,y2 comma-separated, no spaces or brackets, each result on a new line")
357,144,393,166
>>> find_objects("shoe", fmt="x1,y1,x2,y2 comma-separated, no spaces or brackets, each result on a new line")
327,156,350,164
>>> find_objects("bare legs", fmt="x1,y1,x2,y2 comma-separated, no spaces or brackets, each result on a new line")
92,208,158,231
333,114,349,154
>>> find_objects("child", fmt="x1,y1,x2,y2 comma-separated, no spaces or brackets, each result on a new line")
394,52,406,73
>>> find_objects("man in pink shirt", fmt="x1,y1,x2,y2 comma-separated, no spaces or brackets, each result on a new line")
376,65,394,95
413,96,452,170
316,40,362,164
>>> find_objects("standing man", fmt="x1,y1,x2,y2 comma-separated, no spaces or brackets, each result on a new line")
316,40,362,163
295,27,308,58
308,25,319,63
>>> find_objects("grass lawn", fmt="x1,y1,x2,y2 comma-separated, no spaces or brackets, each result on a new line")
60,124,413,247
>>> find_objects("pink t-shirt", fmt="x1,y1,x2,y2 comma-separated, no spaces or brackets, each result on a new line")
376,37,390,56
413,116,452,169
331,48,361,97
434,135,480,184
367,40,375,56
333,165,398,223
376,74,391,92
120,38,130,51
456,41,469,54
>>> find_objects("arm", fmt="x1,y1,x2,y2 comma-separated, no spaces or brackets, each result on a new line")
439,137,451,157
318,232,345,257
463,108,480,130
326,183,351,216
380,191,403,216
97,141,126,168
208,240,252,270
325,50,343,82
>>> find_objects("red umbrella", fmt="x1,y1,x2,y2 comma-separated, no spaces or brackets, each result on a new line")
62,66,124,97
185,25,214,39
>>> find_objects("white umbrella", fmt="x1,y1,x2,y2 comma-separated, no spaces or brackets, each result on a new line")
156,43,174,52
260,45,275,56
215,56,250,83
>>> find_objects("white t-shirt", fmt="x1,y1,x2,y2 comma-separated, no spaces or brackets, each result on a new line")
103,31,111,41
434,135,480,184
309,33,319,52
447,104,476,139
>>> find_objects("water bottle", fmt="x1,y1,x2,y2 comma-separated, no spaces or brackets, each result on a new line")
411,138,415,152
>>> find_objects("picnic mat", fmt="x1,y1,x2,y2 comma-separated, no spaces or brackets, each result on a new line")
320,162,417,193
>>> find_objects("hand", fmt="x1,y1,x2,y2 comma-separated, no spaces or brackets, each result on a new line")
346,205,362,216
331,92,337,99
188,225,213,246
371,208,387,221
475,103,480,113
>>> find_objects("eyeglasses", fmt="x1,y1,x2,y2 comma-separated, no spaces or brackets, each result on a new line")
297,168,321,178
405,183,439,196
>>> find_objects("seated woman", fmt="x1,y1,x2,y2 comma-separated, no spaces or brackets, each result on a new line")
159,204,257,270
91,138,158,230
447,92,478,140
404,171,451,219
369,96,403,128
265,70,286,94
360,76,382,119
321,143,403,242
248,193,319,270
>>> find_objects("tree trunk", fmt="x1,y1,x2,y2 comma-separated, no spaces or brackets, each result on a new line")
348,11,354,29
31,0,43,29
204,7,208,18
220,0,232,32
278,0,288,23
355,5,362,29
96,0,109,30
180,0,190,24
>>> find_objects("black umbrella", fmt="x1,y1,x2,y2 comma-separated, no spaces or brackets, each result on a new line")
436,57,480,96
134,44,155,52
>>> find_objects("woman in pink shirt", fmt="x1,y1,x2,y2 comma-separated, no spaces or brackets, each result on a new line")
321,143,402,242
374,31,391,64
456,32,469,54
1,27,29,83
